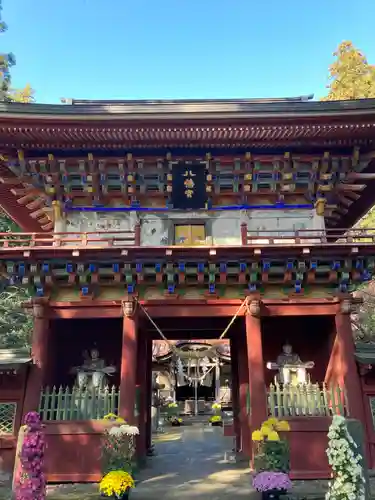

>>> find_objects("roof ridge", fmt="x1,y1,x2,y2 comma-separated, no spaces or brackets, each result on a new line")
67,95,315,105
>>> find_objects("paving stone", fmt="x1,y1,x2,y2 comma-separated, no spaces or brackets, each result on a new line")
132,425,260,499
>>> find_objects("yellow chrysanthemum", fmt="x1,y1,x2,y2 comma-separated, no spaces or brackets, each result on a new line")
252,430,263,442
265,417,278,427
275,420,290,432
103,412,117,420
209,415,222,423
260,425,270,437
267,430,280,441
99,470,135,497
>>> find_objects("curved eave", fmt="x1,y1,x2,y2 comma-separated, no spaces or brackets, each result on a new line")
0,99,374,152
0,165,52,232
0,122,374,153
0,185,49,232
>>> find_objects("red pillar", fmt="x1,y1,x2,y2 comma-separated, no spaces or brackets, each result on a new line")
237,328,251,458
245,300,267,433
230,336,241,451
23,301,51,416
135,333,147,459
335,301,367,425
145,337,153,452
119,300,138,424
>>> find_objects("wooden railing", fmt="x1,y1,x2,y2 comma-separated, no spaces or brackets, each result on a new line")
267,382,348,418
39,386,120,421
241,223,375,246
0,224,374,250
0,225,140,249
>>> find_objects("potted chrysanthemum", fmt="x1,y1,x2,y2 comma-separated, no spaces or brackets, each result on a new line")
166,402,179,419
99,470,135,499
100,421,139,498
326,415,366,500
252,417,292,500
212,402,222,414
209,415,223,427
170,416,183,426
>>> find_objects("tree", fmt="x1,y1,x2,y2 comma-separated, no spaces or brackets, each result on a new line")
0,211,32,349
0,0,34,103
322,41,375,338
0,0,15,101
322,41,375,101
0,285,33,349
8,83,35,103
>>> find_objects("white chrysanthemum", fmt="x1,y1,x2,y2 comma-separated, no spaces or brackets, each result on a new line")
119,424,140,436
108,426,123,436
325,417,366,500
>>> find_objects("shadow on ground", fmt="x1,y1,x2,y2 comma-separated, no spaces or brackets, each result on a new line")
3,423,357,499
131,424,260,500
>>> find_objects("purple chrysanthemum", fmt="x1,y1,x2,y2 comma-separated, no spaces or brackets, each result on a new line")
252,471,292,492
15,412,46,500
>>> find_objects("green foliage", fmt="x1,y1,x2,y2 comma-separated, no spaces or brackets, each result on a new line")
101,430,133,476
166,402,179,417
352,282,375,342
0,210,20,233
0,0,34,102
351,211,375,342
0,285,32,348
0,0,14,99
254,440,290,473
0,211,32,348
323,41,375,101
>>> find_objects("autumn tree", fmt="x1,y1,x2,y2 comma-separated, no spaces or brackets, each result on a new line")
322,41,375,101
0,0,34,103
322,42,375,339
8,83,35,103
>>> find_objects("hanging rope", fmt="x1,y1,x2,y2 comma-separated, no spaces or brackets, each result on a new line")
137,296,249,352
218,296,249,339
137,301,176,349
197,363,216,383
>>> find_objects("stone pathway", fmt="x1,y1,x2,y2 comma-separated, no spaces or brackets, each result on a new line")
131,424,260,500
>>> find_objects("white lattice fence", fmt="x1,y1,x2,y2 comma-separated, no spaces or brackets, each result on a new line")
0,402,17,434
267,383,349,417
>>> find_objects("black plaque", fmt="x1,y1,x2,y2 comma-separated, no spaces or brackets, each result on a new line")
171,162,207,210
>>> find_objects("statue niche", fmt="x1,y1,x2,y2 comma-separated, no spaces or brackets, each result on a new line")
266,343,314,385
70,348,116,390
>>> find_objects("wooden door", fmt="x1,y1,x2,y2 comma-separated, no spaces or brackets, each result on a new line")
174,225,205,245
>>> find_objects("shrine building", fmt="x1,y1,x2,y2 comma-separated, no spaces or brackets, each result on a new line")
1,96,375,481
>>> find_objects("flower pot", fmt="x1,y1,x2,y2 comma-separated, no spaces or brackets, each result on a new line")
261,489,286,500
210,421,223,427
102,487,131,499
171,421,181,426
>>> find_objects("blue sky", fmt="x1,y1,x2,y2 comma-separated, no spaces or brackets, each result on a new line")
3,0,375,104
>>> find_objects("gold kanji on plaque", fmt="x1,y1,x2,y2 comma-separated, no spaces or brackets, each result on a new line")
182,169,196,198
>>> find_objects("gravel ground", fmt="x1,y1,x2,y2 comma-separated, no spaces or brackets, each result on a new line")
2,424,375,500
0,477,374,499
